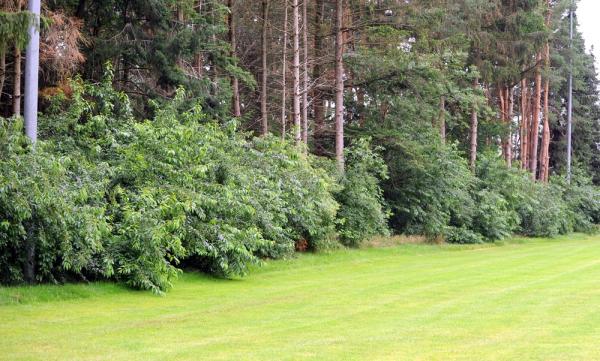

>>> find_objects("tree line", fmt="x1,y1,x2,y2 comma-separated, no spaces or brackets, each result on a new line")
1,0,599,291
1,1,599,178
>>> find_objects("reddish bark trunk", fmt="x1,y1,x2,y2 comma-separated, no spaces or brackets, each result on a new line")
291,0,301,143
529,53,542,178
228,0,241,118
520,78,529,169
281,4,289,139
335,0,345,171
469,78,479,170
260,0,270,135
540,43,551,182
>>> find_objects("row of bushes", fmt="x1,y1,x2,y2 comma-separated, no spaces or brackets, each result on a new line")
0,73,389,292
380,124,600,244
2,71,599,292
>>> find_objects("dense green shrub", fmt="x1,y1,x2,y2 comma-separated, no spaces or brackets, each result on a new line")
335,138,390,247
0,120,110,284
559,171,600,233
111,92,339,288
3,68,598,293
517,182,572,237
382,130,475,239
444,226,484,244
473,154,525,240
471,189,516,241
1,76,346,292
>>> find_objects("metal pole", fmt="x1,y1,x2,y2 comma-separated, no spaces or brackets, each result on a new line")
24,0,41,143
566,0,573,183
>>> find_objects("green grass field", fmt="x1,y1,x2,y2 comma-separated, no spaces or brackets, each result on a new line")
2,235,600,361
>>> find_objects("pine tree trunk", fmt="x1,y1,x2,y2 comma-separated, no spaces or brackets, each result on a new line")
540,43,551,182
507,86,514,168
357,88,365,126
23,223,35,283
228,0,241,117
312,0,325,153
439,96,446,144
356,0,366,127
176,5,185,68
13,46,22,116
301,0,309,145
195,0,205,78
335,0,345,171
261,0,270,135
13,0,23,117
529,54,542,178
0,51,5,104
521,78,529,169
499,86,507,161
469,79,479,170
281,3,289,139
292,0,301,143
540,2,552,182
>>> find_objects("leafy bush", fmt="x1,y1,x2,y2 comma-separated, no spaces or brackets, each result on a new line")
444,226,484,244
336,138,390,247
382,131,475,239
8,77,342,292
473,153,524,240
517,182,572,237
0,119,110,284
471,189,516,241
559,171,600,233
111,93,339,288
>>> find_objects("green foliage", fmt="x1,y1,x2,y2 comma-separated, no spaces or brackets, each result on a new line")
517,182,571,238
473,153,526,240
0,119,110,284
471,189,515,241
0,10,33,52
382,131,475,239
444,226,484,245
335,138,390,247
553,171,600,234
2,73,358,292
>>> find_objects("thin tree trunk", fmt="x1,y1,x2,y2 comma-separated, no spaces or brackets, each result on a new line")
0,51,5,103
23,223,35,283
356,0,366,127
281,3,289,139
291,0,301,143
540,43,551,182
469,79,479,170
521,78,529,169
529,85,535,166
540,78,550,182
357,88,365,126
498,85,510,166
301,0,309,145
13,47,22,116
13,0,22,116
540,2,552,182
312,0,325,153
335,0,344,171
506,86,514,168
195,0,205,78
176,5,185,68
529,53,542,178
228,0,241,117
261,0,270,135
439,96,446,144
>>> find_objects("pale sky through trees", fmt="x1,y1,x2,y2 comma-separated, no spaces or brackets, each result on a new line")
578,0,600,70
